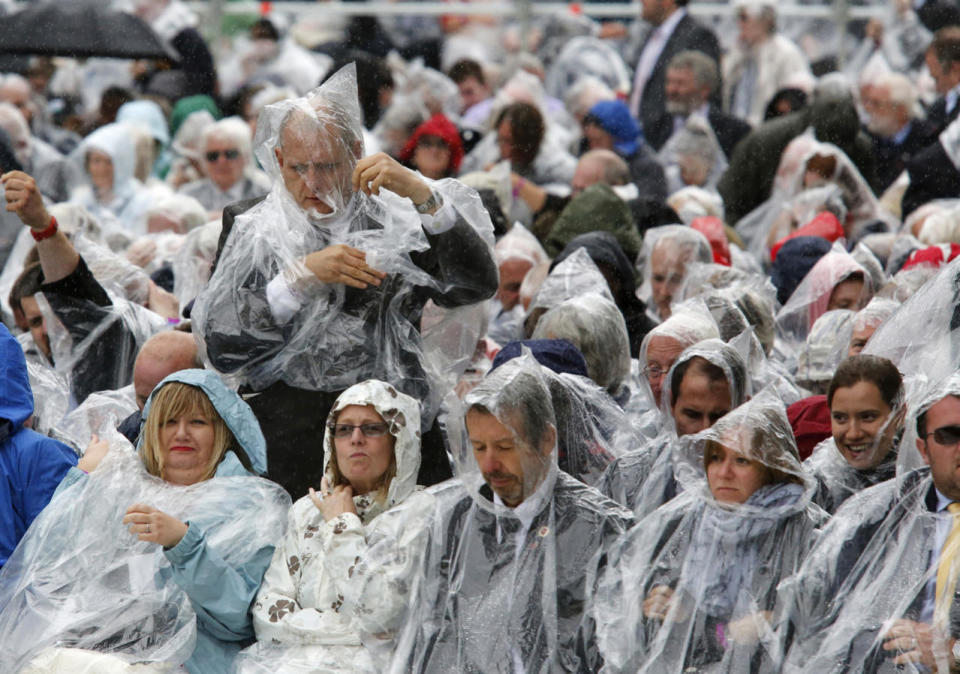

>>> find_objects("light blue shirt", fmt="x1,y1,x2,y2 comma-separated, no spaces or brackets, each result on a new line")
921,488,955,623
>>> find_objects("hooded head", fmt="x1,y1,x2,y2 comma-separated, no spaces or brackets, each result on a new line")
0,323,34,432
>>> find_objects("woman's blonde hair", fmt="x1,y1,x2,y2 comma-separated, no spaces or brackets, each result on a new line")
326,406,398,503
141,382,234,483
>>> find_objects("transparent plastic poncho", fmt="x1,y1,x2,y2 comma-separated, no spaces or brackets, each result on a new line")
636,225,713,322
190,64,496,423
795,309,856,393
600,337,751,518
544,37,631,101
595,388,827,673
778,372,960,673
774,242,872,373
0,433,289,672
385,355,633,672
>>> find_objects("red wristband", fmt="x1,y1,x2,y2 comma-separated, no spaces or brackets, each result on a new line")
31,215,58,242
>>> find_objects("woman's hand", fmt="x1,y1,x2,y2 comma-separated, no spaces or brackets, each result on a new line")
122,503,189,549
309,477,358,522
727,611,773,646
77,434,109,473
643,585,678,621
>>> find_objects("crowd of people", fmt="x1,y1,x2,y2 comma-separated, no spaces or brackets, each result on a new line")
3,0,960,670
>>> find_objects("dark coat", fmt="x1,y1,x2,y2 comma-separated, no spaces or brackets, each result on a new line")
902,140,960,219
718,99,877,225
632,14,722,135
925,96,960,136
866,118,939,195
645,107,752,159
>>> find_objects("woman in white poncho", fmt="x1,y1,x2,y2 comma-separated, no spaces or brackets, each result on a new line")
237,379,433,673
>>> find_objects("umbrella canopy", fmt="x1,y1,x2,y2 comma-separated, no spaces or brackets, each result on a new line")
0,3,177,61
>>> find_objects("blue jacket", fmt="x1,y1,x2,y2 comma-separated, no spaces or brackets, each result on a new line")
0,324,76,569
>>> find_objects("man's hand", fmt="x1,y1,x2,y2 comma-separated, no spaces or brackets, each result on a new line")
727,611,774,646
643,585,681,621
122,503,189,549
2,170,51,230
146,280,180,319
303,244,385,289
882,619,954,669
352,152,433,211
309,477,359,522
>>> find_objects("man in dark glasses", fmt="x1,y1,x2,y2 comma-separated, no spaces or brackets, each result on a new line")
781,375,960,671
179,118,268,214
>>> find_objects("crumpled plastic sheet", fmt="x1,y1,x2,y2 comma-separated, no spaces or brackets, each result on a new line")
774,242,872,373
600,337,751,519
659,114,729,196
531,292,631,397
595,387,826,673
851,297,900,347
635,225,713,322
49,385,137,453
25,360,72,439
383,354,633,672
191,64,496,424
795,309,855,393
495,222,550,268
544,37,631,101
777,377,960,673
73,234,152,306
0,434,289,672
171,221,220,306
864,253,960,386
526,248,613,329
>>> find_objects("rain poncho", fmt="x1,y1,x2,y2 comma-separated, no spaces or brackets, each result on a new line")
779,373,960,673
595,388,826,673
488,223,549,346
0,369,290,673
0,323,77,569
794,309,855,394
545,183,642,262
636,225,714,322
600,338,750,518
238,380,433,673
69,123,156,236
385,356,633,672
191,65,497,422
524,247,615,338
806,435,899,516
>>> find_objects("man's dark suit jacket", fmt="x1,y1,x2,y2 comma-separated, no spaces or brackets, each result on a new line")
902,140,960,219
644,107,752,159
926,95,960,136
867,118,939,195
631,13,721,136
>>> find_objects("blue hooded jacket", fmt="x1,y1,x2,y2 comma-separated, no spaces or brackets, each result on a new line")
0,324,77,568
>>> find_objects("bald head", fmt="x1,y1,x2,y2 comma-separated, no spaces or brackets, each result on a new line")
571,149,630,196
0,75,33,126
133,331,202,409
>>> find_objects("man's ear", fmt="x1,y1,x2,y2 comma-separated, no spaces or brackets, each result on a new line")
540,424,557,457
275,147,283,167
917,438,931,466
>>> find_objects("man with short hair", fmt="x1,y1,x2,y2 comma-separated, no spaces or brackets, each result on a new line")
600,339,746,516
783,374,960,670
629,0,721,135
644,50,752,157
193,66,497,497
447,58,491,118
386,358,633,671
862,71,938,194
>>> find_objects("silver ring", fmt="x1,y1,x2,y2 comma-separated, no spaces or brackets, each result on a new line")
145,524,151,534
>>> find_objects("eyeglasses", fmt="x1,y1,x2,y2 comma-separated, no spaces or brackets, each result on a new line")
329,422,390,439
926,425,960,447
205,149,241,162
642,365,667,381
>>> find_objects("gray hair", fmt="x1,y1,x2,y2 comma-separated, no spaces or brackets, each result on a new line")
564,75,616,119
203,117,254,161
467,359,556,450
874,71,918,113
581,149,630,185
668,51,720,95
531,293,631,394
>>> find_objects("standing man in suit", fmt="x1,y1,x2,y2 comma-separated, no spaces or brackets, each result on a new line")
925,26,960,135
643,50,752,159
628,0,721,138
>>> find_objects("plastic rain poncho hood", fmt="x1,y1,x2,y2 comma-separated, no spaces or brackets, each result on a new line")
386,355,633,672
596,388,826,673
191,64,496,423
238,379,433,674
0,372,290,673
637,224,714,322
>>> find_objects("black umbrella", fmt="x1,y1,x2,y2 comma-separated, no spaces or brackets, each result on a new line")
0,2,178,61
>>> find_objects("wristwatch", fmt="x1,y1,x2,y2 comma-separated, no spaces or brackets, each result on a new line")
415,190,442,214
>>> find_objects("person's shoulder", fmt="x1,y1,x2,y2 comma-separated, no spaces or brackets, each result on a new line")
2,426,76,465
554,473,634,528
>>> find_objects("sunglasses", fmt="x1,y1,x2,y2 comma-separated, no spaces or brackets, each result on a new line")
926,425,960,447
329,422,389,439
205,149,241,162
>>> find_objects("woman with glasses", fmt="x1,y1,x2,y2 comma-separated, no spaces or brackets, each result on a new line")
179,118,269,214
238,379,434,673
